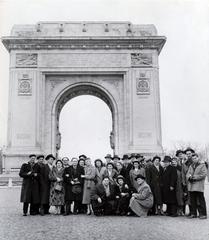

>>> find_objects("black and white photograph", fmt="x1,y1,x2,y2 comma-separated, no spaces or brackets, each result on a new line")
0,0,209,239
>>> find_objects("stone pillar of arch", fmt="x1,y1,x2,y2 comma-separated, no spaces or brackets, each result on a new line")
2,21,166,170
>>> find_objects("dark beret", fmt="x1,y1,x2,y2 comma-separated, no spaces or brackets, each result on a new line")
29,154,36,158
37,155,44,159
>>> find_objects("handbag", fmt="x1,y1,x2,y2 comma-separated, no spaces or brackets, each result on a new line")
54,183,63,192
71,184,82,194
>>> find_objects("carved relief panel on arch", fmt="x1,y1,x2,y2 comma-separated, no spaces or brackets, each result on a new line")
16,53,38,67
131,53,152,67
136,72,150,96
18,74,32,96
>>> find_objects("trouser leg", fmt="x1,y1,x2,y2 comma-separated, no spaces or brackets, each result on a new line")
190,191,197,216
196,192,207,216
23,203,29,215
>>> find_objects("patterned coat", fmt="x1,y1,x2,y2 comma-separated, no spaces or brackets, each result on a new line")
49,166,65,206
19,162,40,204
129,168,146,192
129,181,153,216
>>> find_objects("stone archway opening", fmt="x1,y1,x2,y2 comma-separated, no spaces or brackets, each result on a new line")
58,95,113,159
53,83,117,158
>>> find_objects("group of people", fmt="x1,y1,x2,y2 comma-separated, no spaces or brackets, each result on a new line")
19,147,208,219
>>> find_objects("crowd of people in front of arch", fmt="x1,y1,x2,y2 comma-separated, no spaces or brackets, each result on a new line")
19,147,208,219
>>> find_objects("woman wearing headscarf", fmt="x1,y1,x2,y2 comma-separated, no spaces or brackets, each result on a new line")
129,174,153,217
49,159,65,215
81,158,96,215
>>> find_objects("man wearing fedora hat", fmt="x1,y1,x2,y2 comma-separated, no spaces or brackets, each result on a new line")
161,156,178,217
91,176,118,216
19,154,40,216
121,154,133,187
39,154,55,215
104,154,113,165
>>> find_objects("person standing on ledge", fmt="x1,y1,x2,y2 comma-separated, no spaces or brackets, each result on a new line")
19,154,40,216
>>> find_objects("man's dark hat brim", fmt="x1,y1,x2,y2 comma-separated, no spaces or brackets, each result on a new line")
45,154,55,160
37,155,44,159
29,154,36,158
135,174,145,181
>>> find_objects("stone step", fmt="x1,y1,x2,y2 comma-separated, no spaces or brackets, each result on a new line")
0,174,22,187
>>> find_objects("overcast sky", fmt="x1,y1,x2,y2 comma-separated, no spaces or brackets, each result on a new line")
0,0,209,158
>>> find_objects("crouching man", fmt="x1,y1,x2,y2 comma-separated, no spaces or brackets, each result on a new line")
186,153,207,219
91,176,118,216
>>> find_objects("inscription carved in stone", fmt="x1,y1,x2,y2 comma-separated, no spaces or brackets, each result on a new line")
16,53,38,67
131,53,152,66
18,74,32,96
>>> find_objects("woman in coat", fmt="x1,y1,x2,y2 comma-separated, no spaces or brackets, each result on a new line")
129,174,153,217
115,175,130,215
49,160,65,214
19,154,40,216
146,156,164,215
103,162,118,184
94,159,106,185
129,160,146,193
82,158,96,215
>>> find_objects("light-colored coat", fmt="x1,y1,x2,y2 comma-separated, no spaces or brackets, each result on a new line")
186,161,207,192
82,165,96,204
95,166,106,185
129,181,153,216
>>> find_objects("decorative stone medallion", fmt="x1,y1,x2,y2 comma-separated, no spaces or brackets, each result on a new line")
136,76,150,95
18,74,32,96
131,53,152,66
16,53,38,67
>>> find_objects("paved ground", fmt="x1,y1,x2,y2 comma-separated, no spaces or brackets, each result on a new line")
0,186,209,240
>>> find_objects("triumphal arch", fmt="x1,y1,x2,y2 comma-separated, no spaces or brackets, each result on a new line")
2,22,166,170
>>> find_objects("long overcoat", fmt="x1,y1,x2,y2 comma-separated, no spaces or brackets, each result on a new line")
39,163,51,204
19,162,40,204
186,161,207,192
146,164,163,205
63,166,84,202
82,165,96,204
161,165,177,204
129,181,153,216
175,166,184,206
